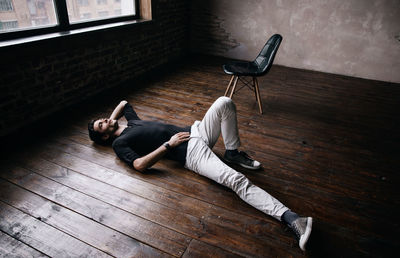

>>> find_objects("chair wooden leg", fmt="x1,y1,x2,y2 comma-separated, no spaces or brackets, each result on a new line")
224,75,235,97
252,77,258,101
254,77,263,114
229,76,239,99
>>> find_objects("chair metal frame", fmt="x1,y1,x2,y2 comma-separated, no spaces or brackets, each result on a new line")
224,75,262,114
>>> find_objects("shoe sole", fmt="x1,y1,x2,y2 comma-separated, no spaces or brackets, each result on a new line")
299,217,313,251
224,158,261,170
238,163,261,170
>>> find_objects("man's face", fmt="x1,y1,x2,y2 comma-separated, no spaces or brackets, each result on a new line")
93,118,119,136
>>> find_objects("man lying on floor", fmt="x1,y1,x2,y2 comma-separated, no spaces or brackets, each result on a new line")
88,97,313,251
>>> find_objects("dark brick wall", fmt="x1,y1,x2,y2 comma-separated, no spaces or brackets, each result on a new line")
0,0,189,137
190,6,239,56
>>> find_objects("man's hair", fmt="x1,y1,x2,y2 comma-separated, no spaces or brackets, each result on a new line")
88,119,113,146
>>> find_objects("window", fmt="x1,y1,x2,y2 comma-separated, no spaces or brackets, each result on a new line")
1,0,138,39
67,0,136,24
80,12,91,19
0,0,13,11
0,0,58,33
77,0,89,6
98,11,108,17
0,20,18,30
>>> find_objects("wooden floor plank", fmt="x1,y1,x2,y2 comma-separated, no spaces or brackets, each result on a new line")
0,201,111,258
0,230,48,258
0,163,190,257
182,239,242,258
0,178,171,257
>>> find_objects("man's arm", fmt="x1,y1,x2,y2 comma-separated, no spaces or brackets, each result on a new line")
110,100,128,120
133,132,190,172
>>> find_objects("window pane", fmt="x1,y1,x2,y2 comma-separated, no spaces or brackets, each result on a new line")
66,0,135,24
0,0,57,33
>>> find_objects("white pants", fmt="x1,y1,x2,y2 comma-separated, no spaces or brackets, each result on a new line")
185,97,289,221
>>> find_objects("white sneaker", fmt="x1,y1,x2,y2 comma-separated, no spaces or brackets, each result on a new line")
289,217,313,251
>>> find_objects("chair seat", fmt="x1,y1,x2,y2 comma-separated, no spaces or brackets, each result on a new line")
223,61,260,76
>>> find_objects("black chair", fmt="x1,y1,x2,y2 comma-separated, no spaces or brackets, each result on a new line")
223,34,282,114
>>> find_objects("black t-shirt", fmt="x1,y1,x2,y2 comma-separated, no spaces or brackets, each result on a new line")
112,103,191,167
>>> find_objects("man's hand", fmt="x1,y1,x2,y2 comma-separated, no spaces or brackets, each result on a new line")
168,132,190,148
133,132,190,172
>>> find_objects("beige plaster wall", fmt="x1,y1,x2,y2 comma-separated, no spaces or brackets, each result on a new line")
191,0,400,83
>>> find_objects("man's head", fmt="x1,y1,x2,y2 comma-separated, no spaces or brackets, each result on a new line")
88,118,119,145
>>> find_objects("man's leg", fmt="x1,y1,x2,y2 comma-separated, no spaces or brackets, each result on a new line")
185,138,288,220
185,137,312,251
196,97,260,169
186,97,313,250
197,96,240,150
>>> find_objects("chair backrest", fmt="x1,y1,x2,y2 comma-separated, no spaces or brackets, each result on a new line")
254,34,282,75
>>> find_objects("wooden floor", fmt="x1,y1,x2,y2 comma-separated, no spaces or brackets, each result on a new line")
1,55,399,257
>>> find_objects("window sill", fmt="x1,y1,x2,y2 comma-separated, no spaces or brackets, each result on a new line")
0,19,152,48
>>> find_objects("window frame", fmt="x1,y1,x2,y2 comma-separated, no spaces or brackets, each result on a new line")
0,0,139,41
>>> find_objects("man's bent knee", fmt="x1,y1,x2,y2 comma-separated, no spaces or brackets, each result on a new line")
216,96,233,104
214,96,236,112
